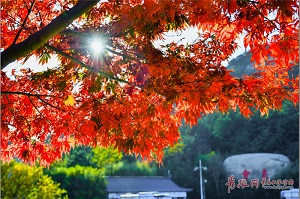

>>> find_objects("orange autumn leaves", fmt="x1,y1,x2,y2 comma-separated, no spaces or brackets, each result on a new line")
1,0,299,166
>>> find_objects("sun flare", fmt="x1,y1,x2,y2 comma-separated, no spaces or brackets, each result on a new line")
90,39,104,54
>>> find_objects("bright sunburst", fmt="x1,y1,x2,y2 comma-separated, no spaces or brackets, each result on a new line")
90,38,104,54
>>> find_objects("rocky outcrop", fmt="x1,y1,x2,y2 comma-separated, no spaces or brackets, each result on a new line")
223,153,290,180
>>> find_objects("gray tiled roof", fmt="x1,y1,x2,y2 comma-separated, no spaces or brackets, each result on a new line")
106,176,192,193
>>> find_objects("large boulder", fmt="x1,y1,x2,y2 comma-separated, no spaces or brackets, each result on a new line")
223,153,290,180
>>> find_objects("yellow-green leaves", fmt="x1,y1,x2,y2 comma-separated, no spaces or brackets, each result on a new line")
1,161,68,199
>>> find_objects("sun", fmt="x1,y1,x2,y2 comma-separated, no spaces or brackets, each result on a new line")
90,38,105,54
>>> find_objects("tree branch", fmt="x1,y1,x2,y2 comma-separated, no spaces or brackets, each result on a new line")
35,95,64,111
44,43,131,84
251,1,279,30
105,47,136,61
1,0,100,69
12,0,36,45
1,91,56,98
1,91,64,111
28,96,53,125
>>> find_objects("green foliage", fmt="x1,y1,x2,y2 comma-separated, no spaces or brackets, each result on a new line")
204,151,226,197
112,158,157,176
43,146,124,199
43,146,122,199
45,165,106,199
211,101,299,160
211,114,232,139
91,146,123,170
164,142,185,156
54,145,122,169
1,161,68,199
63,146,95,167
55,145,155,177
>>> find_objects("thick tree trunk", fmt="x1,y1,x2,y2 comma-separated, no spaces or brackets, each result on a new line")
1,0,99,70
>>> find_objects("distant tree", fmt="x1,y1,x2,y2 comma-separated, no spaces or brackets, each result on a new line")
210,101,299,160
45,166,106,199
42,146,121,199
91,146,123,171
205,152,226,197
55,145,122,168
1,161,68,199
63,146,95,167
112,157,157,176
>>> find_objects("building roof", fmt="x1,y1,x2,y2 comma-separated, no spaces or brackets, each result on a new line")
106,176,192,193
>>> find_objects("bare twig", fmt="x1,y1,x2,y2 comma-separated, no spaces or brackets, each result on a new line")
28,96,53,125
35,95,64,111
251,2,279,30
12,0,36,45
1,91,56,98
2,91,64,110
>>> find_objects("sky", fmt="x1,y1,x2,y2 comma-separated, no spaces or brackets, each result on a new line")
3,27,247,77
153,26,247,65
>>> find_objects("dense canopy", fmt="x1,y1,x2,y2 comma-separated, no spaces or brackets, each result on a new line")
1,0,299,166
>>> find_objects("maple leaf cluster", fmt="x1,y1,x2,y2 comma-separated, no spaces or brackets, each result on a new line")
1,0,299,166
